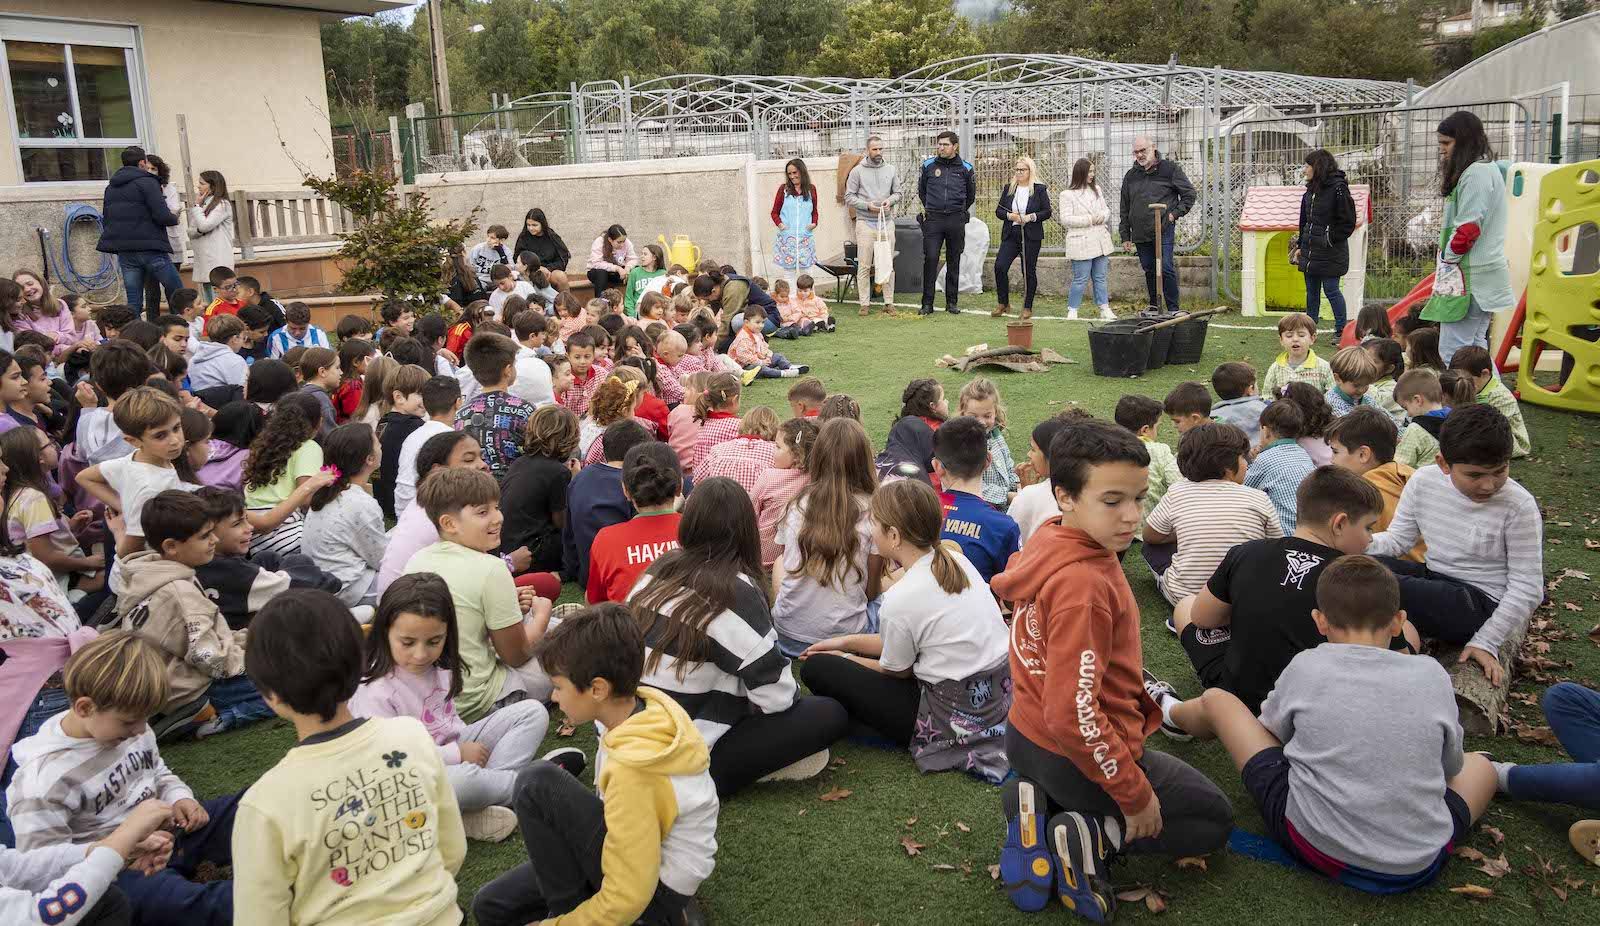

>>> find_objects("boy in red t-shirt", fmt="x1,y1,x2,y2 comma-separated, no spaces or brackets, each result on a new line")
587,441,682,603
201,267,243,336
992,419,1233,919
332,337,375,423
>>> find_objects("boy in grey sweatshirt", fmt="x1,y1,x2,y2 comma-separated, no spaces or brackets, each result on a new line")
1165,555,1498,893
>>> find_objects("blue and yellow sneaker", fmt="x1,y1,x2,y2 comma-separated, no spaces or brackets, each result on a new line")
1048,811,1117,923
999,778,1054,912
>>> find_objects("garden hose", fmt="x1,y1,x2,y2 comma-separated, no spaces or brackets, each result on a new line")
39,203,122,303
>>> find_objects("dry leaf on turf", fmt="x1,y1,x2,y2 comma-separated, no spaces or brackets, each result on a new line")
1175,856,1208,872
930,863,957,872
1515,724,1564,748
1455,846,1488,863
905,817,918,828
1590,624,1600,645
818,787,852,802
557,722,576,737
1478,855,1512,878
797,809,807,817
1483,825,1505,845
1586,538,1600,550
1450,884,1496,899
987,864,1001,881
900,836,925,857
955,821,971,833
1561,569,1592,581
1566,602,1585,612
960,861,973,875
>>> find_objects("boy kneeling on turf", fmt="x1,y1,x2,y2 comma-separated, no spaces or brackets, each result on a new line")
472,603,717,926
1169,556,1497,894
994,420,1233,922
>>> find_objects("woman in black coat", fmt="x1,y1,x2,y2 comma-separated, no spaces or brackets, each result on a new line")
513,207,572,289
1294,149,1358,338
992,155,1052,319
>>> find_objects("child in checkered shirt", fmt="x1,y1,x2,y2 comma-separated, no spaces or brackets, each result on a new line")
1262,312,1334,397
958,377,1018,507
1246,401,1318,533
696,406,778,497
1325,346,1382,418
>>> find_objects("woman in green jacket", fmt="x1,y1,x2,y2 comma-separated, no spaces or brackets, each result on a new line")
1422,111,1514,364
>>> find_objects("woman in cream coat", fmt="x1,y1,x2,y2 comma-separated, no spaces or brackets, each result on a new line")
188,169,236,301
1058,157,1117,321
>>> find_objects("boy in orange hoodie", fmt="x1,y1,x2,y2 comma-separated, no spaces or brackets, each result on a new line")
993,419,1233,921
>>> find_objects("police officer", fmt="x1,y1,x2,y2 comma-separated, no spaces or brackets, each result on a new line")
916,130,977,316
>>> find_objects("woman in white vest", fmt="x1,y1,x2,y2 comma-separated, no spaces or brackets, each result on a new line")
1058,158,1117,321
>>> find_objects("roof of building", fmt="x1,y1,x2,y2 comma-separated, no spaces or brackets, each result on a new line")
1239,184,1372,231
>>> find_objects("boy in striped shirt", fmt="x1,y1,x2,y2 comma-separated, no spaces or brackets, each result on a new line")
1366,403,1543,686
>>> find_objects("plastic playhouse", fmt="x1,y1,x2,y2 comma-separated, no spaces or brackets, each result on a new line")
1237,184,1372,317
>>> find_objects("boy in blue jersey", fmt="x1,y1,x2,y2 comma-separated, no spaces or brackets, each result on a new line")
933,415,1019,584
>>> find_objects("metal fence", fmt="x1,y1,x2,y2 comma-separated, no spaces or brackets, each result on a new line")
413,95,575,174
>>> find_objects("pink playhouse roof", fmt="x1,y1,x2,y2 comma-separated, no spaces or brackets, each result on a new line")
1238,184,1371,231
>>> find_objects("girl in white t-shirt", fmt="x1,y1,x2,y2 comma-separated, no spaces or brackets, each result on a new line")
800,478,1011,783
770,418,882,657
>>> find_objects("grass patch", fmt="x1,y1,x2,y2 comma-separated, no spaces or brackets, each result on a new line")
165,299,1600,923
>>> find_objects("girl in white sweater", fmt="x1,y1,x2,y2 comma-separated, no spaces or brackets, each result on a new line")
1058,157,1117,321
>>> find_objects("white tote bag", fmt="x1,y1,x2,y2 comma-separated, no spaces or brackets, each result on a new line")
873,220,894,284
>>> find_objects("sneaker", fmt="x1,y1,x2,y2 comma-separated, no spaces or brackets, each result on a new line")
946,305,961,315
1000,778,1055,912
193,713,230,740
757,748,830,783
1164,614,1178,636
153,698,215,743
1142,669,1192,742
461,805,518,842
1066,308,1080,321
541,747,587,778
1048,812,1117,922
1098,306,1117,321
795,364,810,374
739,367,760,386
779,368,800,378
1572,819,1600,867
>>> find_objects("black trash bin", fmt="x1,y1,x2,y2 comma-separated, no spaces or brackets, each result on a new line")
1167,315,1212,365
1137,311,1176,370
1088,320,1153,378
893,217,924,296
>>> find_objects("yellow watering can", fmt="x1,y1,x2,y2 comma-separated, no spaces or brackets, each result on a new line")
658,234,702,271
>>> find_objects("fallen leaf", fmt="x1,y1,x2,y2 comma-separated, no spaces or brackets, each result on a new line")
1116,888,1154,903
987,864,1001,881
1478,854,1512,878
1455,846,1488,862
1483,825,1505,845
829,757,847,768
797,808,807,816
960,860,973,875
1450,884,1496,899
1566,602,1585,612
1586,538,1600,550
900,835,925,857
955,821,971,833
1175,856,1208,872
1145,892,1168,914
1587,624,1599,646
1514,724,1564,747
818,787,852,802
1562,568,1592,581
557,722,576,737
905,817,918,828
930,863,957,872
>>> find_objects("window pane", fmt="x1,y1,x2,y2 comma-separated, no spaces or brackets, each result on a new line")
72,45,135,138
6,41,77,139
20,146,118,182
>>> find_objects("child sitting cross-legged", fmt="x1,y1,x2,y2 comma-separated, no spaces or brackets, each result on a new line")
932,415,1020,584
1161,381,1212,438
752,417,818,567
75,387,193,559
1113,395,1181,522
0,795,173,926
299,422,388,609
1246,400,1318,534
626,477,848,797
728,309,809,379
1366,403,1543,688
191,486,340,630
499,404,580,577
403,467,556,719
0,428,104,599
1209,361,1267,443
471,604,718,926
1448,345,1531,458
395,374,463,519
233,590,467,925
352,574,582,844
1262,312,1333,397
790,274,835,333
1279,381,1336,466
1167,556,1497,894
1005,412,1086,546
688,372,744,471
118,490,275,741
241,391,338,557
1325,345,1381,417
695,405,778,496
1363,338,1408,423
1148,466,1420,727
587,441,683,604
959,377,1019,507
1143,423,1281,609
1391,368,1461,469
1326,407,1424,562
8,631,239,925
802,479,1010,782
186,314,248,400
995,420,1233,917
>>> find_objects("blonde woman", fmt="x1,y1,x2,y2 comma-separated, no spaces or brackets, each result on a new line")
1059,157,1116,321
991,155,1051,320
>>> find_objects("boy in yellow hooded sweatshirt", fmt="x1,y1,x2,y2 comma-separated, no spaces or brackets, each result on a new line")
473,603,718,926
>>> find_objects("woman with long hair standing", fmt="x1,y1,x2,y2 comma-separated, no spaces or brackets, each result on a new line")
144,154,185,318
991,155,1051,320
188,169,235,302
585,223,636,295
1059,157,1116,321
772,158,819,292
1422,111,1513,360
1294,148,1358,342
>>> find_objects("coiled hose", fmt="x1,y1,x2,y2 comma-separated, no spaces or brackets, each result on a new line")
39,203,121,300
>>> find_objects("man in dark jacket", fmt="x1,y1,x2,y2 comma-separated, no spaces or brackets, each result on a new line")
97,146,183,312
1119,137,1196,313
917,130,977,316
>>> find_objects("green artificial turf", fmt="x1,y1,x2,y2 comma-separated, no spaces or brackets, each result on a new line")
163,297,1600,923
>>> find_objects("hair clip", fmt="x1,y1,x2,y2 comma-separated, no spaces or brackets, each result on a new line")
320,464,343,478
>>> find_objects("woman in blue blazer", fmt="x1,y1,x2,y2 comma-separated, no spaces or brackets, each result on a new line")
993,156,1052,319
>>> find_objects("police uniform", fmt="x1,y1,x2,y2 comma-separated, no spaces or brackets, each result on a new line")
917,153,977,314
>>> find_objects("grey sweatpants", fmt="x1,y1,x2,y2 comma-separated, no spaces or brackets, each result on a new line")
449,698,549,811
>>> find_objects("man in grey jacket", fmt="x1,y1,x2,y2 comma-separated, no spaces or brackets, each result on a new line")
844,136,901,316
1119,136,1196,313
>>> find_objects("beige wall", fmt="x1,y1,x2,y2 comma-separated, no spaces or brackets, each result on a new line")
0,0,334,189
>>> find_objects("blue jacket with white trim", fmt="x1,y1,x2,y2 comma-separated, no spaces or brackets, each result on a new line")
918,154,976,215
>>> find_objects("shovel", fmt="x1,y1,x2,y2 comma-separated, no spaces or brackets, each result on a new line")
1149,202,1168,312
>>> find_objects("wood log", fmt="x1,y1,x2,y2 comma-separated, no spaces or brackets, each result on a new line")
1435,618,1531,734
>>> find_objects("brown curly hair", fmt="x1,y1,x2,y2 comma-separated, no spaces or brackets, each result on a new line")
589,367,646,427
523,404,580,460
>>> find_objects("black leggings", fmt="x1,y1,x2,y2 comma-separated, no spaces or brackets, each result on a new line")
586,268,625,294
710,695,849,798
800,653,920,746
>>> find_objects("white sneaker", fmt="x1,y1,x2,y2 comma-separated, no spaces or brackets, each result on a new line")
1066,308,1079,320
757,749,831,783
461,805,518,842
1098,306,1117,320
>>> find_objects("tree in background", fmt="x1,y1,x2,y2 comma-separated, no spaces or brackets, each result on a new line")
321,17,418,125
813,0,985,78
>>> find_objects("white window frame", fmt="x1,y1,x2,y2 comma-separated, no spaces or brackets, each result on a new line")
0,15,152,185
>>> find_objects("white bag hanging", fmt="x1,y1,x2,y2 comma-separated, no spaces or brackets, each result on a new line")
935,216,990,294
873,219,894,285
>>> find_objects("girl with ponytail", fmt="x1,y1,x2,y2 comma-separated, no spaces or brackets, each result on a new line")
579,367,654,465
689,371,743,469
799,478,1011,783
300,422,386,609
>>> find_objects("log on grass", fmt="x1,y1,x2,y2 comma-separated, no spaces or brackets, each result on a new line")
1435,619,1530,735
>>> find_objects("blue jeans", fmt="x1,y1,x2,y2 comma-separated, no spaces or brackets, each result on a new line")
115,792,239,926
1304,274,1347,335
751,352,792,379
1506,682,1600,809
0,685,71,847
116,250,184,320
204,674,275,734
1440,296,1494,368
1135,235,1179,312
776,597,881,658
1070,255,1110,310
